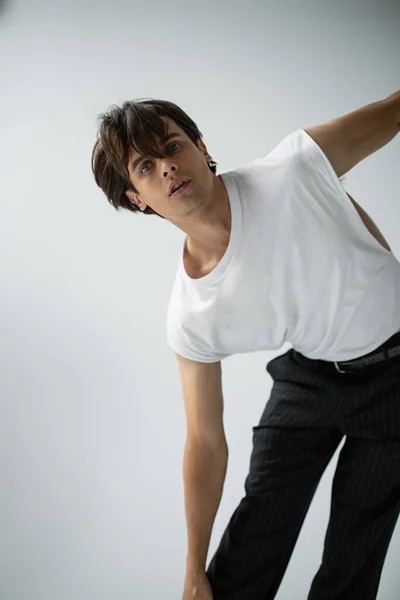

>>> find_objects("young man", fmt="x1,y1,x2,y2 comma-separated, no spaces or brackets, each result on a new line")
92,91,400,600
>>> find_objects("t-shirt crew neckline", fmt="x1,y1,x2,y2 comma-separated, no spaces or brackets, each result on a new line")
178,172,241,285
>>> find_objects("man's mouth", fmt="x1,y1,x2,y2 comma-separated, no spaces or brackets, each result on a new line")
170,180,191,196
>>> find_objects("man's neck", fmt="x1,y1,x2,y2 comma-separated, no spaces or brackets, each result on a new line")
186,175,231,265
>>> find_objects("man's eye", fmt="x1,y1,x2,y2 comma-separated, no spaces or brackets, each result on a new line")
141,161,151,174
140,143,179,174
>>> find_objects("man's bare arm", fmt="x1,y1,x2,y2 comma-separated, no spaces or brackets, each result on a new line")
304,90,400,178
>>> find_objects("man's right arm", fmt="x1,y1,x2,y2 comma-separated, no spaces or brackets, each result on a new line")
183,437,228,573
175,353,228,575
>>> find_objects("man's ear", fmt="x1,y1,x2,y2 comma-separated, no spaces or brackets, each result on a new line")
197,138,212,162
125,189,147,211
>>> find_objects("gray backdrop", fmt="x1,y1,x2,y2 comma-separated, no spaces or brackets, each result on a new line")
1,0,399,598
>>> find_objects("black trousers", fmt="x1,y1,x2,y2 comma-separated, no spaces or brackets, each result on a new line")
206,332,400,599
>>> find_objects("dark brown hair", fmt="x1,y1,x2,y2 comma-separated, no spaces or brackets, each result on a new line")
91,98,218,218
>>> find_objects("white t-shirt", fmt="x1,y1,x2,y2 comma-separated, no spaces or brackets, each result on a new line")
166,128,400,363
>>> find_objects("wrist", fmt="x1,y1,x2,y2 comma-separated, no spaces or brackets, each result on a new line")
186,559,206,575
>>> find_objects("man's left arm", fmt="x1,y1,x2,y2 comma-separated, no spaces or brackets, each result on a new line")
304,90,400,178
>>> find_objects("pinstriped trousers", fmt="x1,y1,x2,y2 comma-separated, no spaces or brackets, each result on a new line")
206,332,400,600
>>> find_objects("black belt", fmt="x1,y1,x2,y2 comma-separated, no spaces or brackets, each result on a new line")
333,343,400,374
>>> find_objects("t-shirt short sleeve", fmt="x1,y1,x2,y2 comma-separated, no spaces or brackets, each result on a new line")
166,312,230,363
295,129,348,188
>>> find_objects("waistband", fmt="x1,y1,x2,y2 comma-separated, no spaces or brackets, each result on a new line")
293,331,400,375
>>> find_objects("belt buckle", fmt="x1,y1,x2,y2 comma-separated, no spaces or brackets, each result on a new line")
334,361,348,374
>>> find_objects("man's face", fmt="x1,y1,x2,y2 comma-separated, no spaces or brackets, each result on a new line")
125,117,214,220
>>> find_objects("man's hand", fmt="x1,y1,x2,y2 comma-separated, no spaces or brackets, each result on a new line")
182,570,213,600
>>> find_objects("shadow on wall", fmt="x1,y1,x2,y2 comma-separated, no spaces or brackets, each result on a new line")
0,0,12,18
